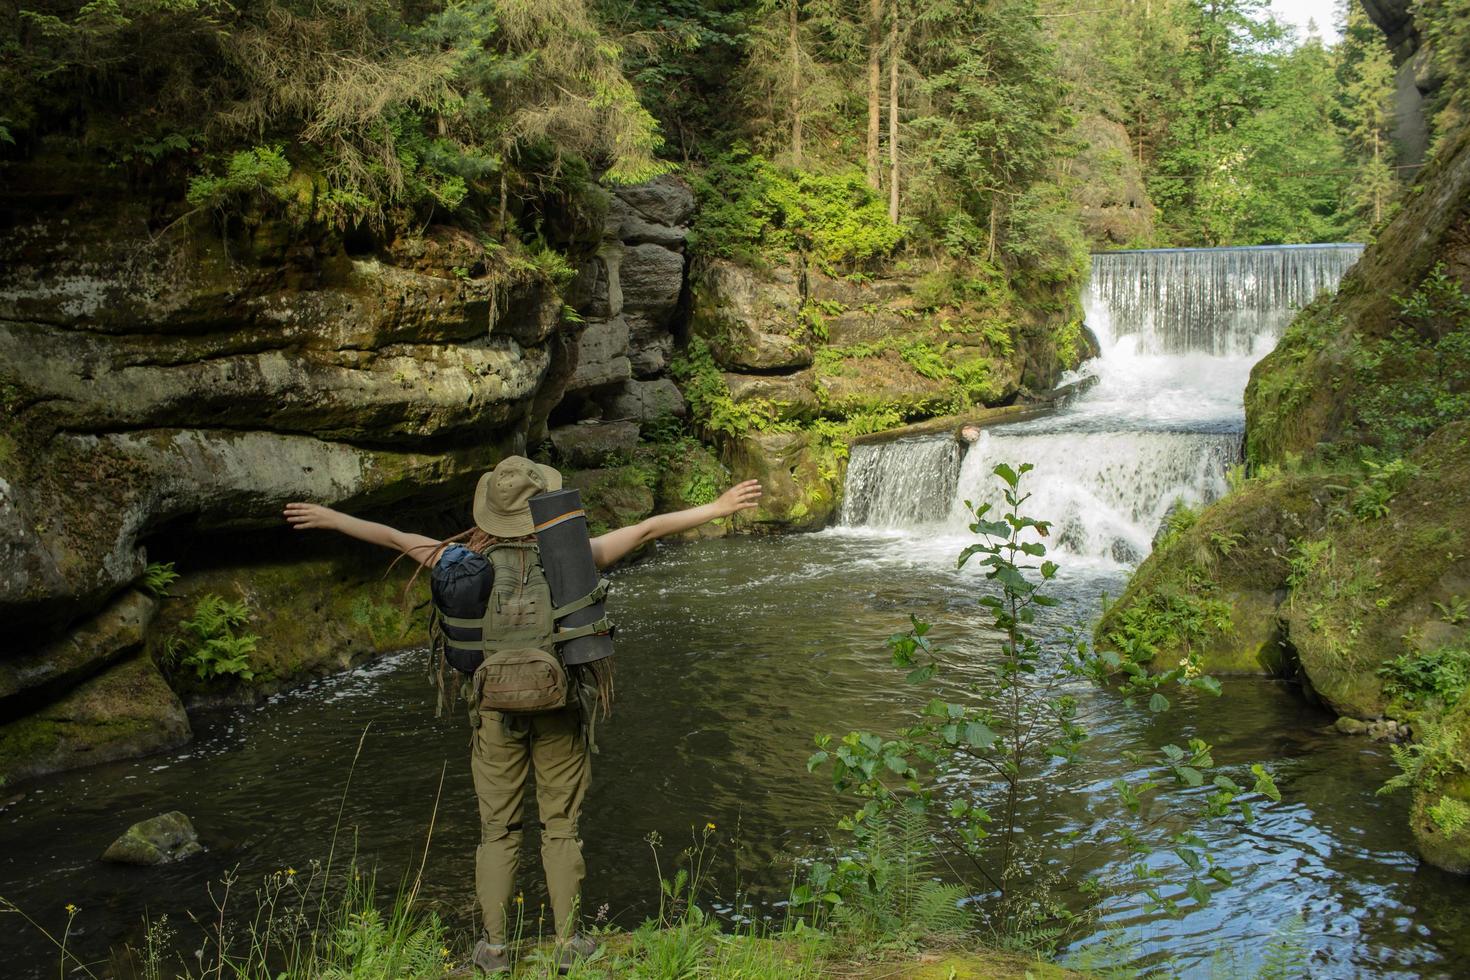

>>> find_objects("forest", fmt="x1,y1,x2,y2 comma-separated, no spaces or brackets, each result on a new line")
3,0,1470,977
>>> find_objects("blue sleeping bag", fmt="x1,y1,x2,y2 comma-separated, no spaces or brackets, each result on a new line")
431,545,493,674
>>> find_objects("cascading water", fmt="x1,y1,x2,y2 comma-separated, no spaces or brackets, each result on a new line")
1084,243,1365,355
839,243,1364,567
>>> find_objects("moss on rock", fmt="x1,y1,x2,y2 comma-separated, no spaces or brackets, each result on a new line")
1095,474,1340,675
1283,422,1470,719
0,653,191,784
1402,691,1470,873
146,535,429,706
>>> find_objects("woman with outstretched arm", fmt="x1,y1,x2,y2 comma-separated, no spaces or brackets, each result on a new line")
282,459,760,975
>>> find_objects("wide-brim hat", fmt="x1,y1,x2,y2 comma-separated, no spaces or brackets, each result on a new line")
472,456,563,538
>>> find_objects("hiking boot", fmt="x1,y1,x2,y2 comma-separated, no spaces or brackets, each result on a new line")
463,939,510,975
555,934,599,973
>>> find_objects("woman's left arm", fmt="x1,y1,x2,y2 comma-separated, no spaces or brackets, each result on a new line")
590,480,762,569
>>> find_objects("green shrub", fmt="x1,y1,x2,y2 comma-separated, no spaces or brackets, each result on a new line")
185,145,292,214
165,593,261,682
692,148,902,271
141,561,180,598
1379,646,1470,709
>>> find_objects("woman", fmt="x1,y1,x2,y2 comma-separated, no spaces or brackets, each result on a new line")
284,458,761,974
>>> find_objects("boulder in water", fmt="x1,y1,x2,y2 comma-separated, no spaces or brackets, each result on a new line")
1110,538,1144,566
102,811,203,865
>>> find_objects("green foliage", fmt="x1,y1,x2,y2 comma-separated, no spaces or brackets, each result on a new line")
1350,264,1470,459
1428,796,1470,836
1349,458,1418,521
808,462,1269,950
165,593,260,682
691,148,902,270
1417,0,1470,151
141,561,179,598
1379,647,1470,709
1380,719,1465,798
186,145,292,214
671,337,796,440
5,0,664,232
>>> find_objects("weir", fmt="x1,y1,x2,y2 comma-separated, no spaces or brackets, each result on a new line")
839,243,1364,566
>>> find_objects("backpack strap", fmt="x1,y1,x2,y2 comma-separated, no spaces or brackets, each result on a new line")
551,579,611,621
554,616,613,644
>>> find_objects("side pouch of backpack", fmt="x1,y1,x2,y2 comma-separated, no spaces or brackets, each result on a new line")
475,648,568,714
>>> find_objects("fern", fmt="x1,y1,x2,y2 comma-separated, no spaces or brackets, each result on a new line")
1254,913,1309,980
166,593,261,682
141,561,180,598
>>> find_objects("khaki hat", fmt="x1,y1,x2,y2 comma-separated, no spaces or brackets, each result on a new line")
472,456,563,537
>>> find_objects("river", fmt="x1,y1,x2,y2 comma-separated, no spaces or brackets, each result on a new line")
4,243,1468,978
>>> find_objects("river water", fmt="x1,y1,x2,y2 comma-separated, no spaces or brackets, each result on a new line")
5,244,1469,977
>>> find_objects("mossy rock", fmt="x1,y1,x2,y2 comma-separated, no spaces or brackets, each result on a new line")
102,810,204,865
565,465,657,537
0,653,191,784
1096,474,1340,675
724,431,842,532
147,537,429,706
815,349,955,419
1246,123,1470,466
1283,422,1470,719
1407,691,1470,874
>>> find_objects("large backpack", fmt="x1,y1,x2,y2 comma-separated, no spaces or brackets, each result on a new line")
430,541,610,716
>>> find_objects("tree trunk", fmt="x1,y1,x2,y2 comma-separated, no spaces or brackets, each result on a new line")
1372,129,1382,225
790,0,803,167
866,0,881,189
888,0,899,223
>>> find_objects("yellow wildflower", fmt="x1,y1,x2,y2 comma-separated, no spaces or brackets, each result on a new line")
64,904,78,915
286,867,297,877
705,822,716,832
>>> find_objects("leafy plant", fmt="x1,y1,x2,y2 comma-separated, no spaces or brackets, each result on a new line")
142,561,180,598
1379,646,1470,709
165,593,260,682
808,462,1275,951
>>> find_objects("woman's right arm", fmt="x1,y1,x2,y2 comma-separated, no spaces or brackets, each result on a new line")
283,503,444,561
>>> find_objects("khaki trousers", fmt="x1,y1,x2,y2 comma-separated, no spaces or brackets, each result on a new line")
470,705,590,944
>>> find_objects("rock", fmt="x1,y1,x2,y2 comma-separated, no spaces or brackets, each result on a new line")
567,317,632,392
565,467,656,536
1110,538,1144,566
607,197,688,248
550,421,641,469
0,590,157,712
604,379,687,422
627,313,675,378
1072,115,1157,247
1284,422,1470,718
1334,716,1370,736
568,249,623,319
1246,123,1470,466
618,244,685,328
725,431,842,532
805,271,911,307
0,654,191,784
815,350,952,418
612,174,696,228
824,307,917,346
1096,474,1341,676
102,811,203,865
723,371,821,422
691,260,813,371
149,538,432,707
0,194,575,637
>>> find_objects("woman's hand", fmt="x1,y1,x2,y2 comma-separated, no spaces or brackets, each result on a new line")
284,502,343,532
713,479,763,518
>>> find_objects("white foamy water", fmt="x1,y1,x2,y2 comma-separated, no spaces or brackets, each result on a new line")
838,244,1363,567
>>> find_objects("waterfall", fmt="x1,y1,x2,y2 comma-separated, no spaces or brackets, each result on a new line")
837,243,1363,567
1085,243,1364,355
840,437,961,527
